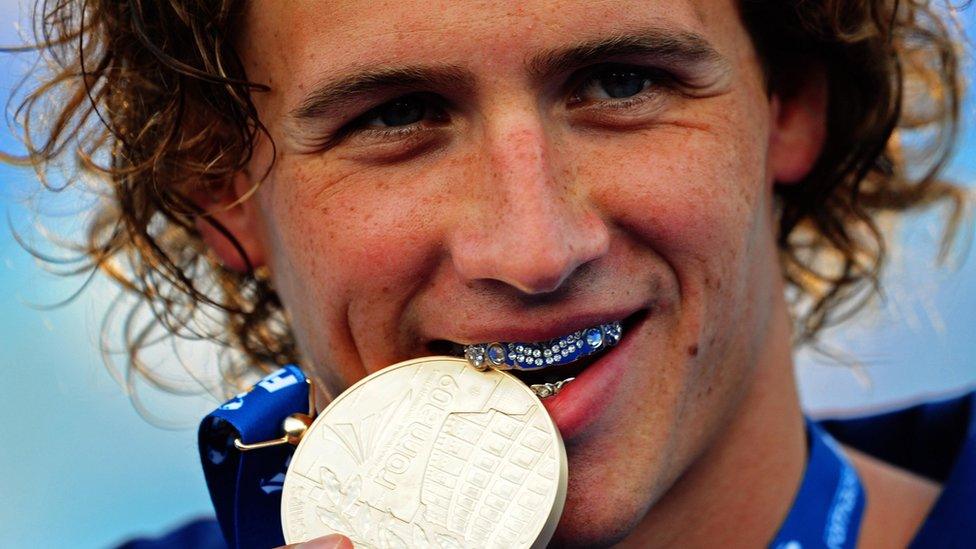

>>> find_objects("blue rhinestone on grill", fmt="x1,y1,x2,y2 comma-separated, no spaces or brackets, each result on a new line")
585,327,604,348
486,343,507,366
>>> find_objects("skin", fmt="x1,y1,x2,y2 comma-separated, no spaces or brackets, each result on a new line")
197,0,940,546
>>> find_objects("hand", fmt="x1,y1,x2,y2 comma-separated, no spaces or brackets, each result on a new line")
276,533,354,549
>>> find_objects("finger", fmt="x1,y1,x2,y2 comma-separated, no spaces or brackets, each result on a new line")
276,533,354,549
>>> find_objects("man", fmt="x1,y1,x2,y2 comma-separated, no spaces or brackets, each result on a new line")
7,0,973,547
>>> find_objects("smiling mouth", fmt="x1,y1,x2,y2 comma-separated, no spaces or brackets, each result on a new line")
431,313,641,398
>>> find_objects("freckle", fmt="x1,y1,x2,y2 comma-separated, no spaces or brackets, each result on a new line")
381,286,390,294
687,344,699,357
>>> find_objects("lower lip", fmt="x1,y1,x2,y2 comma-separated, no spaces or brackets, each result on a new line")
540,314,644,441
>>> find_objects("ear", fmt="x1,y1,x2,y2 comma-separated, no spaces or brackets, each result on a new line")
767,62,828,184
191,171,266,273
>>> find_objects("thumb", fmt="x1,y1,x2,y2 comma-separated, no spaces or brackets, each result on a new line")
277,533,354,549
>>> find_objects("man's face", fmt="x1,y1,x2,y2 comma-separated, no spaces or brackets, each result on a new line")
227,0,804,544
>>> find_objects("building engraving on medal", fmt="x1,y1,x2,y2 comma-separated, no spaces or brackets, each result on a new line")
282,358,566,549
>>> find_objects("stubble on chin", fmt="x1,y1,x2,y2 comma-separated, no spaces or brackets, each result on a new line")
548,440,667,548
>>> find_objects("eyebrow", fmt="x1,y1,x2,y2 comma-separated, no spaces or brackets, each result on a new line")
528,28,729,82
289,66,474,122
287,27,728,125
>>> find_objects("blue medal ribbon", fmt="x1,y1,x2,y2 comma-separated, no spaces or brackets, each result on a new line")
199,368,866,549
198,365,309,549
771,420,867,549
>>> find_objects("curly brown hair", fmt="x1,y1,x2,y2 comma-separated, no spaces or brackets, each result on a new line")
3,0,970,400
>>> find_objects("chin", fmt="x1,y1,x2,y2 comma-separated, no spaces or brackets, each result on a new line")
547,443,659,548
549,490,644,548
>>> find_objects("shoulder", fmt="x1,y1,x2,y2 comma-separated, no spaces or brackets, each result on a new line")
818,390,976,547
818,389,974,482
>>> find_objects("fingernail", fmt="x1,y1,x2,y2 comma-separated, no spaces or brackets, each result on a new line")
296,534,349,549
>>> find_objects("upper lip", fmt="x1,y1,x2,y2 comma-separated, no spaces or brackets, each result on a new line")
432,306,645,346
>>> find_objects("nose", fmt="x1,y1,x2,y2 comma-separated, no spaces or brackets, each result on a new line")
448,112,610,295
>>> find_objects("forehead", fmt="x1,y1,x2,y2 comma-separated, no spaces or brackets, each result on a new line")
241,0,744,85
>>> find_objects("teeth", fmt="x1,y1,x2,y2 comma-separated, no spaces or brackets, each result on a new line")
462,320,623,372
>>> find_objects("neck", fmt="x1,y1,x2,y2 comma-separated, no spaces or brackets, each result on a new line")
619,293,807,548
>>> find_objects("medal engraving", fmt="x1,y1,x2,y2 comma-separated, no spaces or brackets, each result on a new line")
282,357,567,548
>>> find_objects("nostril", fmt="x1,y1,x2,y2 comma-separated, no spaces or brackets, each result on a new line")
449,239,574,295
497,245,584,295
509,268,569,296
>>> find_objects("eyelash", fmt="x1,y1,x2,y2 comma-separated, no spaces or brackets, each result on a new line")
356,124,430,141
341,64,672,141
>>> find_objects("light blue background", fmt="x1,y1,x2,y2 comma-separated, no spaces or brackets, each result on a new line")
1,3,974,547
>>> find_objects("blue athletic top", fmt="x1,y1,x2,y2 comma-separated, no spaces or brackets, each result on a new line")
118,388,976,548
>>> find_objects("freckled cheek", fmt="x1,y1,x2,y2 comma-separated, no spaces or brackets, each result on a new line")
576,129,767,363
268,164,447,300
580,136,758,263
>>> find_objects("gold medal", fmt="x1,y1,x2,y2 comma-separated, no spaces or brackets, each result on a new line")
281,356,567,548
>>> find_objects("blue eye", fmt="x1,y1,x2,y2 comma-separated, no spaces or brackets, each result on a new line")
576,66,658,102
359,93,446,129
375,96,426,126
600,70,650,98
